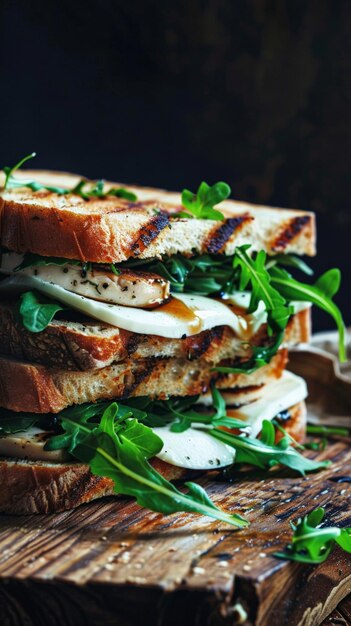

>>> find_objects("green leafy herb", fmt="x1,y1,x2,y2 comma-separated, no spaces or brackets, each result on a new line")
19,291,64,333
177,181,231,220
269,266,346,361
208,420,330,475
70,178,137,201
307,424,350,437
47,403,248,527
275,507,351,564
0,413,39,434
143,254,236,294
266,254,314,276
304,424,349,450
2,153,137,201
138,387,248,433
110,264,121,276
3,153,70,194
14,253,83,271
234,246,294,333
271,420,305,451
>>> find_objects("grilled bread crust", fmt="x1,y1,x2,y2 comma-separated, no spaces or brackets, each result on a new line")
0,170,315,262
0,350,288,413
0,301,310,370
0,401,306,515
0,457,187,515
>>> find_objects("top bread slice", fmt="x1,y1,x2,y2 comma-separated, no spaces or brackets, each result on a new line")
0,169,316,263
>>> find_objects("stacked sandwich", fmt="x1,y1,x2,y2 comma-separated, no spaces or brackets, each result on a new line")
0,158,344,522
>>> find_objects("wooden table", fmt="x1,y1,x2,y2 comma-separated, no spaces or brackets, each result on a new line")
0,439,350,626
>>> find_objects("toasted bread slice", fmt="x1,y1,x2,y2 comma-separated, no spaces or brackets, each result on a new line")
0,350,287,413
0,301,310,370
0,169,315,262
0,457,187,515
0,401,305,514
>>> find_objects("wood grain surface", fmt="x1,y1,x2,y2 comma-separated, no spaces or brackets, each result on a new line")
0,439,350,626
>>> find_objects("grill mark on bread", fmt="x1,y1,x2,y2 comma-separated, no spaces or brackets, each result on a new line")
69,471,105,505
130,212,170,256
120,359,156,398
184,326,225,360
125,332,144,357
272,216,311,252
61,333,86,371
205,214,252,253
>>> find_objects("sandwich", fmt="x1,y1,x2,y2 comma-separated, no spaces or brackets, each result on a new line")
0,154,345,524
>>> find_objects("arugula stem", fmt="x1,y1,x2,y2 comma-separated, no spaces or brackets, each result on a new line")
95,445,247,527
307,424,349,437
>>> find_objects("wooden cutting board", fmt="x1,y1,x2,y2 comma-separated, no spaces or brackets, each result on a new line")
0,350,350,626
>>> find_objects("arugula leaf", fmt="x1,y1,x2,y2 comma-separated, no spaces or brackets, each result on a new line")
266,254,314,276
234,246,293,333
19,291,64,333
118,253,238,295
3,152,37,190
178,181,231,220
0,413,39,434
3,153,69,194
269,266,346,361
138,389,247,433
2,154,137,201
209,420,330,475
70,179,137,201
48,403,248,527
14,253,83,271
275,507,351,564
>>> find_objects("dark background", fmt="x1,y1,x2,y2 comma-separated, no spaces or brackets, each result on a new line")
0,0,350,330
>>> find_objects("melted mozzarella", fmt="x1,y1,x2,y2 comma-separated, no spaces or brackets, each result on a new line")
0,427,66,462
153,427,236,469
198,371,307,437
0,273,310,340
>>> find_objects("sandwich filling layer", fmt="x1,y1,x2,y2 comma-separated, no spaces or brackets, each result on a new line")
0,371,307,469
0,254,310,339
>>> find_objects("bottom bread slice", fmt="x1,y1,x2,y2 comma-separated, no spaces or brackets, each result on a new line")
0,401,306,515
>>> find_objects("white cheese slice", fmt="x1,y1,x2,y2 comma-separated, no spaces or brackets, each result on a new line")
0,427,66,462
197,371,307,437
153,427,236,469
0,273,310,340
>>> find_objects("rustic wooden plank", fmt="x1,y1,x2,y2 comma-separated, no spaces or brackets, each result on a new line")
0,440,350,626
